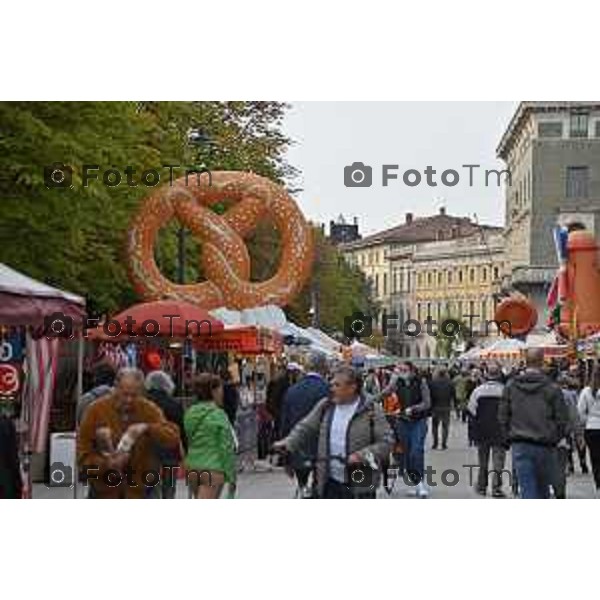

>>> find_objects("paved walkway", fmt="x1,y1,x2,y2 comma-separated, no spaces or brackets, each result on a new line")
33,416,597,499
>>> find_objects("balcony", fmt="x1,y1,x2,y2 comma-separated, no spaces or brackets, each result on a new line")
509,266,555,286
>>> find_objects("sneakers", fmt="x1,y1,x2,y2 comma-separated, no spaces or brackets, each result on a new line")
416,481,429,499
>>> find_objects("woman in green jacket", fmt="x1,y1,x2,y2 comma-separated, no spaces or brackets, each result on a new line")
184,373,237,499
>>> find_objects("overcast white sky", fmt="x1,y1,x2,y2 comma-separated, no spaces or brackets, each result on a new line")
283,101,518,236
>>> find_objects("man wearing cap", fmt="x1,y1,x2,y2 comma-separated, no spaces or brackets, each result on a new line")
467,364,510,497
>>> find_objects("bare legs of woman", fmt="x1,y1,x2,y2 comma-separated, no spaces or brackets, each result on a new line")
188,470,225,499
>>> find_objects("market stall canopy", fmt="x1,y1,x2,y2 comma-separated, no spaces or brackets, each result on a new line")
480,337,526,358
89,300,224,341
0,262,85,327
457,346,484,361
210,305,287,329
194,325,282,355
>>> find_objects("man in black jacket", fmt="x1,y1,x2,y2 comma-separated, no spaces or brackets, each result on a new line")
498,348,569,499
429,366,455,450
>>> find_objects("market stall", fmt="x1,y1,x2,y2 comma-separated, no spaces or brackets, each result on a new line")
0,262,86,498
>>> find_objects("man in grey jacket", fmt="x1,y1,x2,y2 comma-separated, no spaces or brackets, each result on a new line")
274,366,393,499
498,348,569,499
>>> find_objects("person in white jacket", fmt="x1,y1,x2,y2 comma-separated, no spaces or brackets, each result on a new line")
577,368,600,491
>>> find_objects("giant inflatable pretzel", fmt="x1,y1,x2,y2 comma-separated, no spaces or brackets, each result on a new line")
127,171,314,310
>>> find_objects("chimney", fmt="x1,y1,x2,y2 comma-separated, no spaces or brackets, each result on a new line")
439,206,446,216
405,212,413,224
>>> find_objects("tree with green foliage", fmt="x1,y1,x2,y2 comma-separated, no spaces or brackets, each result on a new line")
0,101,297,315
286,227,379,333
435,314,472,358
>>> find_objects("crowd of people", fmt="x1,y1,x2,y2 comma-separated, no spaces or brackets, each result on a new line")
4,346,600,499
270,348,600,499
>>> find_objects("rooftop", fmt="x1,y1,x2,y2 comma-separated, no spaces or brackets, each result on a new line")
340,208,502,251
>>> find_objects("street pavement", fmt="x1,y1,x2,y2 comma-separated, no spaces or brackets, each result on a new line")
33,416,597,499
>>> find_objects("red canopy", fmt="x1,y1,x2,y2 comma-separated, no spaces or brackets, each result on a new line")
87,300,224,341
194,325,282,354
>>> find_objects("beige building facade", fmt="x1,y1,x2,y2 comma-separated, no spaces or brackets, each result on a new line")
341,208,506,357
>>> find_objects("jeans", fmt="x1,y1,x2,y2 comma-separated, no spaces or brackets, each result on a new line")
432,409,450,448
476,443,507,493
512,442,557,499
398,418,427,484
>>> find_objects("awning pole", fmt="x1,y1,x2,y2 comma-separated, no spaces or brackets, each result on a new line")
73,335,84,500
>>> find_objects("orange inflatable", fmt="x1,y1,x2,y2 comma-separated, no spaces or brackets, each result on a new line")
127,171,314,310
558,229,600,338
494,229,600,340
494,295,538,337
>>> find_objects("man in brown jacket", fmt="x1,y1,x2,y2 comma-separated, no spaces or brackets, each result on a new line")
274,366,393,499
77,367,181,499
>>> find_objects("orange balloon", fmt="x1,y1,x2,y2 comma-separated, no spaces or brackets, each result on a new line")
494,296,538,337
127,171,314,310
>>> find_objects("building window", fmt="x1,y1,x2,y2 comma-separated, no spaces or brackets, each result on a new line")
393,272,397,293
493,266,500,280
482,267,487,282
417,303,422,322
427,302,431,318
469,300,475,316
437,272,442,286
481,299,487,321
570,113,589,138
447,270,453,284
538,121,563,138
469,268,475,283
383,273,388,296
427,272,432,286
566,166,589,198
459,270,463,284
375,274,379,295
